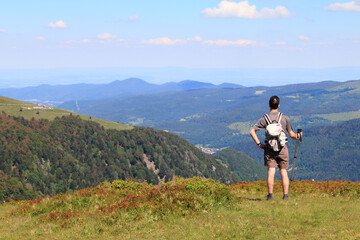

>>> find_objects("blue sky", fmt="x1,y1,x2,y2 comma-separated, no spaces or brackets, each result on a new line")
1,0,360,86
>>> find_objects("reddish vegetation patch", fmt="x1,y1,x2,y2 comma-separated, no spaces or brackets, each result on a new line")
49,209,75,220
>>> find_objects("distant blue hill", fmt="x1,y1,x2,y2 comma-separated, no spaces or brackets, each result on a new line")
0,78,243,106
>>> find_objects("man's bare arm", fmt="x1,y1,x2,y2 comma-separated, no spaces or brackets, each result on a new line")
250,128,266,149
289,130,302,140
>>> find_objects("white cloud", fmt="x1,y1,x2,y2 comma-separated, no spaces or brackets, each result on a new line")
129,15,139,22
141,36,262,47
48,20,67,28
97,33,117,40
325,1,360,11
36,36,45,41
202,0,292,19
187,36,203,41
204,39,257,46
82,39,91,43
194,36,202,41
142,37,184,45
0,28,5,33
276,41,286,45
299,35,310,41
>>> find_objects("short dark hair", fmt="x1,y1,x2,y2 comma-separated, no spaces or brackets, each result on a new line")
269,96,280,109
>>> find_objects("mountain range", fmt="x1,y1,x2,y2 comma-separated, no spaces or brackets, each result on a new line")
58,79,360,148
0,78,243,106
2,78,359,147
1,78,359,149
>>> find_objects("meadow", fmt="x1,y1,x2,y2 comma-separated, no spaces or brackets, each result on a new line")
1,177,359,240
0,96,132,131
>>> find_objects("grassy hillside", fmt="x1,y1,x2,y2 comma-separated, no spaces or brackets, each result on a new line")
0,96,132,131
1,177,359,239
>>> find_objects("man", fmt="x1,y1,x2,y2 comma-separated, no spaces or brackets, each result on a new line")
250,96,301,200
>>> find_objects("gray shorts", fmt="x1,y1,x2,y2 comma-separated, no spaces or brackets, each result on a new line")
264,144,289,169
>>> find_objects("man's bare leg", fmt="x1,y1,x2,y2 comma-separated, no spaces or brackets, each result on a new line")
280,168,289,195
267,167,276,194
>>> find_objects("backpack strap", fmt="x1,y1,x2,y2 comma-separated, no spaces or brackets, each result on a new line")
277,112,283,123
264,112,283,125
264,114,272,125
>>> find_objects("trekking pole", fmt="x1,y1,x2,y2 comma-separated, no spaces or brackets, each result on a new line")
289,129,302,196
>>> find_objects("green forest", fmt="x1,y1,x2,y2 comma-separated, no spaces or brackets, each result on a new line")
0,113,238,202
214,148,266,181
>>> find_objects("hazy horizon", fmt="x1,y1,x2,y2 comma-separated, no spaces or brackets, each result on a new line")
1,66,359,89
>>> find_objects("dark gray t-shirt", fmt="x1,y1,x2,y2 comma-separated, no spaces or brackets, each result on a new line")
252,111,293,134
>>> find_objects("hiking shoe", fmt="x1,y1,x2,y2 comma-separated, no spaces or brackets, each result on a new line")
266,193,273,200
283,194,289,200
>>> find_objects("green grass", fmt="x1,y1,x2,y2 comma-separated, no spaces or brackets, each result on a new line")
227,121,255,134
0,96,132,131
329,80,360,94
1,178,359,240
314,110,360,122
142,196,360,240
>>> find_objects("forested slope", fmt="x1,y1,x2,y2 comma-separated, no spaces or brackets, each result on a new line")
0,113,237,201
214,148,267,181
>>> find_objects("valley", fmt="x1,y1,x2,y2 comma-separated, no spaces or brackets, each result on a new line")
52,79,360,148
1,78,360,197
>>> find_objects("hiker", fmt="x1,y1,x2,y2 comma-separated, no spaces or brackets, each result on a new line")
249,96,302,200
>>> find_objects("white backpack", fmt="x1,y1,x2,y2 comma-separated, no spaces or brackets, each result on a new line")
264,112,288,151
